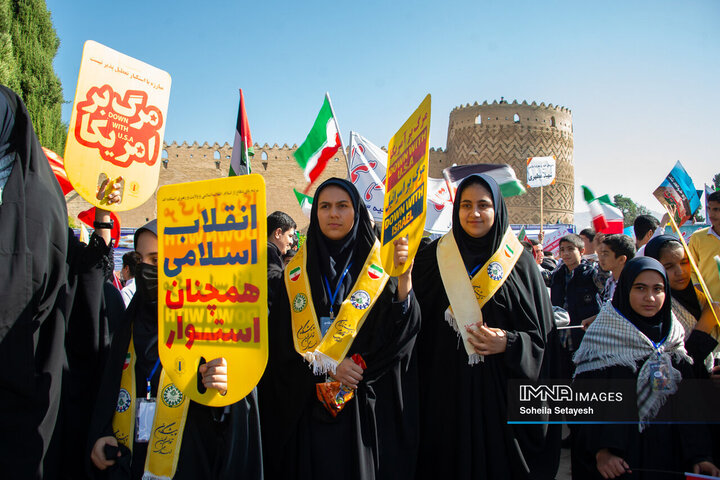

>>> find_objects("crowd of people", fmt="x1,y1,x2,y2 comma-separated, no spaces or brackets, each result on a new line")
3,85,720,480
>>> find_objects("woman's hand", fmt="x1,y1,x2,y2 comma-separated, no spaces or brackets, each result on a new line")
393,237,413,302
596,448,630,479
199,357,228,395
93,176,122,246
693,460,720,476
332,358,364,389
465,322,507,355
90,436,119,470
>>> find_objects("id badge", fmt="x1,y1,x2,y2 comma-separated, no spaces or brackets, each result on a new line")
135,398,156,443
648,360,671,392
320,316,333,335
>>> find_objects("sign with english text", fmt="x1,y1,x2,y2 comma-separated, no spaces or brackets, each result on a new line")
380,95,431,276
64,40,171,211
157,175,267,406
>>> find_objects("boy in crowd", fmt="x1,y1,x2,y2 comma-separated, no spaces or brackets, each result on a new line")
579,228,598,264
120,251,142,307
634,213,668,256
596,234,636,303
550,234,609,376
689,190,720,300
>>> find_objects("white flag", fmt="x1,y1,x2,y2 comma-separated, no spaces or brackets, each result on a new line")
425,177,453,234
348,132,387,221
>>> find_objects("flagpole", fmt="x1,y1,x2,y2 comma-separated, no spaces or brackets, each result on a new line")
325,92,350,173
540,185,544,235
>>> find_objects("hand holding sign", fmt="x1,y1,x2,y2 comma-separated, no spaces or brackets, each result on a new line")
65,41,171,212
380,95,431,276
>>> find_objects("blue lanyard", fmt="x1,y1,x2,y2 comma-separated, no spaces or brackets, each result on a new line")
323,262,353,319
146,358,161,400
468,263,482,278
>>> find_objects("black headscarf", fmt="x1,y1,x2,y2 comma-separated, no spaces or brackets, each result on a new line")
644,234,702,320
612,256,672,343
305,178,376,313
451,174,508,272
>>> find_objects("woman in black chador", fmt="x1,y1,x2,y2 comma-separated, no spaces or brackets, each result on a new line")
259,178,420,480
412,174,559,479
573,256,719,479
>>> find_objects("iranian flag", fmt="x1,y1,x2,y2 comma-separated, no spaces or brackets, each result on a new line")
517,225,529,242
368,264,384,280
582,186,624,234
229,89,254,176
294,93,342,189
442,164,526,201
293,188,313,218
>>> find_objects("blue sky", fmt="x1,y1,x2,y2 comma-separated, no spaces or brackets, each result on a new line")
46,0,720,216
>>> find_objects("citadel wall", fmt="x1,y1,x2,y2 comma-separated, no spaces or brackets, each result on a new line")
66,99,574,230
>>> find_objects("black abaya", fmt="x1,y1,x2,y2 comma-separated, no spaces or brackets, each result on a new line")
0,85,70,479
258,178,421,480
87,295,263,480
412,174,559,480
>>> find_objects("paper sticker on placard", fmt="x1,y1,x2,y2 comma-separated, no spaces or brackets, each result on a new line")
380,95,430,276
64,40,171,211
158,175,267,406
526,156,556,188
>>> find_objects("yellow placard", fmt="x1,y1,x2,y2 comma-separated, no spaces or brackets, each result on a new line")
64,40,171,211
380,94,431,276
157,175,267,406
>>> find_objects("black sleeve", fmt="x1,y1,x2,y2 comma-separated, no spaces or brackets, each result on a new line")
684,330,718,378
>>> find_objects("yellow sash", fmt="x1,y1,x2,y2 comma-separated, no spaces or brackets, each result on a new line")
284,240,390,373
437,227,523,364
112,337,190,480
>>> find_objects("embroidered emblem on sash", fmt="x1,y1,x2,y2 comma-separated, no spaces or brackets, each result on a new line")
161,384,184,408
487,262,504,281
117,389,131,413
292,293,308,313
350,290,371,310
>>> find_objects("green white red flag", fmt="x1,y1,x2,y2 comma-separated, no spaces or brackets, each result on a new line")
293,188,313,218
229,89,254,176
294,93,342,190
582,185,624,234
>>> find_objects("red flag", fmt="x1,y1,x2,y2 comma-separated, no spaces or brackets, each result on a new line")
78,208,121,245
42,147,73,195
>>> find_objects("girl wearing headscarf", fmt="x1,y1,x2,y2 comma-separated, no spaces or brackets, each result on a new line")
645,235,720,376
88,221,263,480
412,174,559,479
258,178,420,480
573,257,719,479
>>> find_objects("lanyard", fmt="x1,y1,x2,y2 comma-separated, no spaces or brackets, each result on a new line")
146,358,161,400
323,262,353,320
468,263,482,278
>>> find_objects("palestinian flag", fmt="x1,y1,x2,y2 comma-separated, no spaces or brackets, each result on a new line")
442,164,526,201
294,93,342,188
368,264,383,280
289,266,301,282
293,188,313,218
123,353,131,370
582,186,624,234
229,88,254,176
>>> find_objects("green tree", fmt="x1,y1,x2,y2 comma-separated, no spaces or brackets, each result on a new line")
0,0,65,152
613,194,653,227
